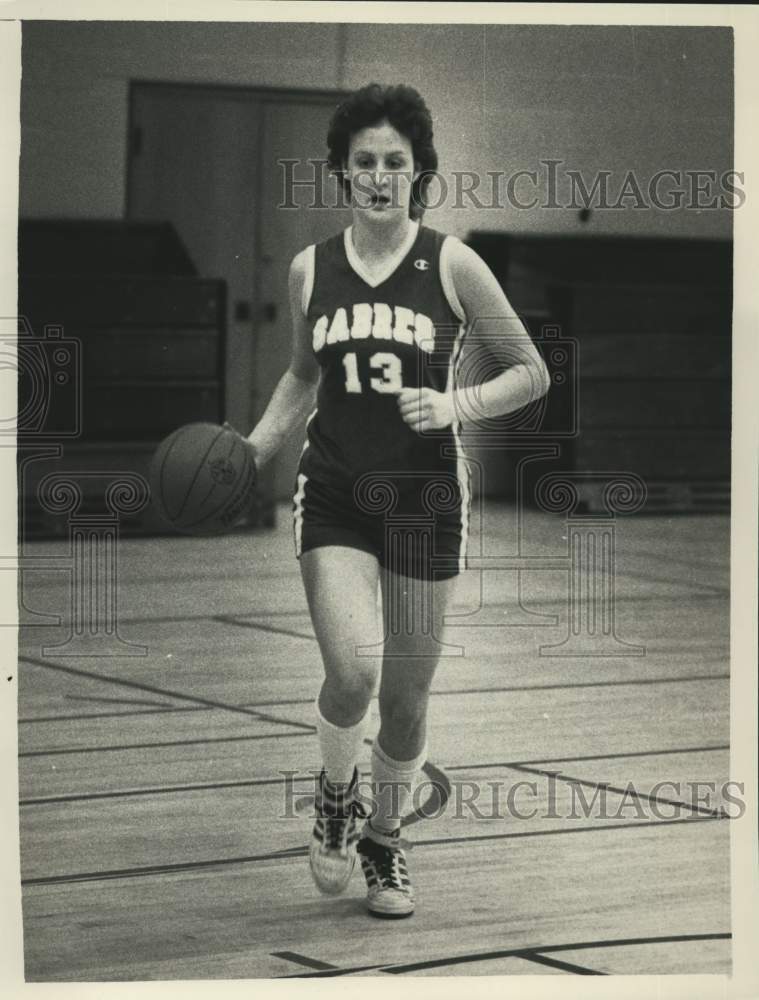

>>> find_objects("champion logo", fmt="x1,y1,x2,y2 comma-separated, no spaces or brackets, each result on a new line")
414,258,430,271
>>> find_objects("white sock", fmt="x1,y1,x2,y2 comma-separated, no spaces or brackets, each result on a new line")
369,739,427,836
315,696,370,788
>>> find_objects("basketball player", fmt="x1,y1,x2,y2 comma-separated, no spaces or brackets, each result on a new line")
246,84,550,918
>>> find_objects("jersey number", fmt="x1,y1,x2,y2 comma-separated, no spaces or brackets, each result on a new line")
342,352,403,394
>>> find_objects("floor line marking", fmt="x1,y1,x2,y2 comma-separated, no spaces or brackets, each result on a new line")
19,729,313,759
279,932,731,978
409,814,727,850
21,846,310,887
212,614,316,641
17,674,730,725
21,815,726,887
18,655,316,732
506,762,724,818
18,589,728,637
513,951,606,975
271,952,338,971
446,744,730,772
282,963,384,978
63,693,174,709
19,746,729,807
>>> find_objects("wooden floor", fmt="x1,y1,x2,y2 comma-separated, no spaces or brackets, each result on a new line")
17,500,732,980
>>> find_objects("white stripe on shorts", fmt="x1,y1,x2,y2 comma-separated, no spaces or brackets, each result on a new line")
292,472,308,557
300,408,317,456
452,419,471,573
447,321,470,572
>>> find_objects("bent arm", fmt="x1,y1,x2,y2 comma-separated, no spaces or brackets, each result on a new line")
246,250,320,469
448,239,551,422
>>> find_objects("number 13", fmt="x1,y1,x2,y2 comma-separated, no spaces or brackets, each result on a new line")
342,351,403,394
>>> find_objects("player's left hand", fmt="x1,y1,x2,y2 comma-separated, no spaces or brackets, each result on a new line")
395,387,455,433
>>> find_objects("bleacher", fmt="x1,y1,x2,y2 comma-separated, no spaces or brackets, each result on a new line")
466,232,732,513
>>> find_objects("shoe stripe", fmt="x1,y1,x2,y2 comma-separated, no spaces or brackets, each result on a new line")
318,770,359,810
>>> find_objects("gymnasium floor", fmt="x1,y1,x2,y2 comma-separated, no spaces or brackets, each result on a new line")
17,499,731,980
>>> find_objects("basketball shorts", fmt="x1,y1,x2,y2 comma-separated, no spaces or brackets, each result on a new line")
291,471,469,581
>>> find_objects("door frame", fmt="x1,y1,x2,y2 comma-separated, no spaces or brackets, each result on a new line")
125,81,351,496
125,81,349,220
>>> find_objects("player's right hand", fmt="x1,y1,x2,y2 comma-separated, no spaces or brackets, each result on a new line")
395,387,456,433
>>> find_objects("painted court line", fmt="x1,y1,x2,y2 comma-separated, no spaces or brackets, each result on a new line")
506,762,725,818
19,745,729,807
212,613,316,641
279,932,730,977
18,674,730,725
445,743,730,773
21,815,726,888
514,951,605,975
19,728,313,758
18,655,316,733
271,952,338,971
63,693,174,709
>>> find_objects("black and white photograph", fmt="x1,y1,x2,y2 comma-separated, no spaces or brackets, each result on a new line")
2,2,757,993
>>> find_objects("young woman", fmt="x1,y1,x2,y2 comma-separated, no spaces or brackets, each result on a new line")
246,83,550,919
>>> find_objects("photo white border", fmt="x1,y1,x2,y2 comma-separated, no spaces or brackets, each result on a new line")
1,4,756,999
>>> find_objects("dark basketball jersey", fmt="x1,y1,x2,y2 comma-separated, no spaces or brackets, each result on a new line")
297,222,468,490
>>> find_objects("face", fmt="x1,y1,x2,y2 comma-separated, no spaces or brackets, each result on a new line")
344,119,419,221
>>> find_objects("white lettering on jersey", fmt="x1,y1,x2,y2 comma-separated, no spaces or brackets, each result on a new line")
393,306,415,346
326,307,350,345
313,315,328,353
352,302,372,339
413,313,435,353
372,303,394,340
312,304,436,354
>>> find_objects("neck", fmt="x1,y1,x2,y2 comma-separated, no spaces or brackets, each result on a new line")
351,214,415,259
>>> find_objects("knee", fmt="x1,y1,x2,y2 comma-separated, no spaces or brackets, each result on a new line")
322,669,376,721
379,676,431,729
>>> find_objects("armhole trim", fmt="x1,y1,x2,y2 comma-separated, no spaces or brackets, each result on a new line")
301,244,316,316
439,236,466,323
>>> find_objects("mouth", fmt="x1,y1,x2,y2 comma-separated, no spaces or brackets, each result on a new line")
369,193,392,207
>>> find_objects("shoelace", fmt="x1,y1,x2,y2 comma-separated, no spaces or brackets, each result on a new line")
361,837,406,889
325,799,367,852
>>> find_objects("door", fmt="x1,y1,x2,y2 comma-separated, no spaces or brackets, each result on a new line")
127,84,349,500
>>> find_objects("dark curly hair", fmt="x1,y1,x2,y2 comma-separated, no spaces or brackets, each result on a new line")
327,83,438,220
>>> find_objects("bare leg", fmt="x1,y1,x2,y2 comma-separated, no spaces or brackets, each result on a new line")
356,569,459,918
300,545,381,730
301,545,382,895
377,569,458,761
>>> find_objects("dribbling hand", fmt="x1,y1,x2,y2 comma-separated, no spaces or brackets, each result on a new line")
395,387,455,433
223,421,259,465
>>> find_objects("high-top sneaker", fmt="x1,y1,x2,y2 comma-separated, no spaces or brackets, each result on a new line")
309,768,366,895
357,822,414,918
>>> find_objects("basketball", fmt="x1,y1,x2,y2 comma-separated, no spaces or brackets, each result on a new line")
149,422,257,536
